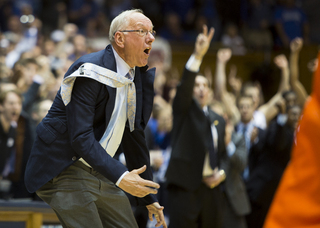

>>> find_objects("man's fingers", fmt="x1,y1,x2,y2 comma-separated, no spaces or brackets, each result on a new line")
140,179,160,189
135,165,147,174
148,210,153,221
207,27,215,42
202,24,208,36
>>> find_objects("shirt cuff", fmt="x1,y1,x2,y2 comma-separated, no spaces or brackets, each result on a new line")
185,54,201,72
227,141,236,157
277,114,288,126
115,171,129,186
33,74,44,84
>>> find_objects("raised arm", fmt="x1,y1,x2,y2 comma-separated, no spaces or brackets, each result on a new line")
289,38,308,107
214,48,240,124
258,54,290,123
215,48,232,99
274,54,290,93
173,25,214,114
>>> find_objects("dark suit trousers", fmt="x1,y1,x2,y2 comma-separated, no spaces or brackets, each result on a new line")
36,161,138,228
167,183,224,228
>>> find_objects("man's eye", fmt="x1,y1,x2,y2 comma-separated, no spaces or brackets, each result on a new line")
139,29,145,35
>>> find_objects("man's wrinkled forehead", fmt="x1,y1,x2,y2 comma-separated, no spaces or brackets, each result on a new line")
129,13,153,28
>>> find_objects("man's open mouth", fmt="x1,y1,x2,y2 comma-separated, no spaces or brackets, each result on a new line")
144,48,151,55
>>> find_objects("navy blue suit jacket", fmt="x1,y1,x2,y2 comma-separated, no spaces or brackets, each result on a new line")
25,45,156,205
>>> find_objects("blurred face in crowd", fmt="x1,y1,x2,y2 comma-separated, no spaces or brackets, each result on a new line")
284,91,297,107
238,96,255,124
244,86,260,110
193,75,210,108
0,83,17,93
73,35,87,54
113,12,155,68
7,16,22,33
0,91,22,123
157,105,173,133
21,62,38,86
287,105,301,129
43,40,56,56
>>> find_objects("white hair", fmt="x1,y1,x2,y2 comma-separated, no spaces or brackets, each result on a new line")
109,9,144,42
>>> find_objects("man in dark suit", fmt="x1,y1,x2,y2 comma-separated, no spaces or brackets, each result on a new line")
220,125,251,228
165,26,226,228
235,95,267,228
24,9,166,228
245,103,301,228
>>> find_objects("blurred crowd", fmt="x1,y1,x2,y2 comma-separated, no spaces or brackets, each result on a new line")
0,0,319,228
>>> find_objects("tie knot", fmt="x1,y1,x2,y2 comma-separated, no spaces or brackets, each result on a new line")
126,69,134,81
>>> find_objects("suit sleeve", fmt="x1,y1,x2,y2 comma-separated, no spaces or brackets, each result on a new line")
172,68,197,117
66,77,128,184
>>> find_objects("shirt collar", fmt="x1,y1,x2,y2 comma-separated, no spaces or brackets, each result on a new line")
202,106,209,115
111,46,135,79
238,120,255,131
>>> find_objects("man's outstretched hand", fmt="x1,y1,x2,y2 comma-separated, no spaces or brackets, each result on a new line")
147,202,167,228
118,165,159,197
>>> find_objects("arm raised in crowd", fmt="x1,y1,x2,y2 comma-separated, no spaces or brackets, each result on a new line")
289,38,308,107
258,54,290,123
214,48,240,124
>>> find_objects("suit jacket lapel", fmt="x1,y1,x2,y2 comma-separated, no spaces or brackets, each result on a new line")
134,67,143,129
102,45,117,127
141,67,155,129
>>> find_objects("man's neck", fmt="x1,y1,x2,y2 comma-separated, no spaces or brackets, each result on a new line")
241,118,253,125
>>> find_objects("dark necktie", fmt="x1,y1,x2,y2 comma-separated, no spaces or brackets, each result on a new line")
204,111,217,169
208,129,217,169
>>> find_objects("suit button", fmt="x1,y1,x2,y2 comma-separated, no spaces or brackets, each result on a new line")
72,156,77,161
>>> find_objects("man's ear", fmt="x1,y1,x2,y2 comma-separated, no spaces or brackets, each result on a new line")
114,32,125,48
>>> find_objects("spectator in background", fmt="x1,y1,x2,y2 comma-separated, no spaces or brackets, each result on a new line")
39,0,68,36
235,95,266,181
245,98,301,228
213,48,241,125
0,0,21,33
241,0,273,51
158,12,192,42
105,0,134,21
11,58,44,114
211,102,251,228
0,84,36,200
5,14,41,69
198,0,222,41
68,0,99,34
221,23,246,55
274,0,309,48
68,34,88,61
163,0,197,31
0,90,22,199
241,53,290,128
289,37,308,107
